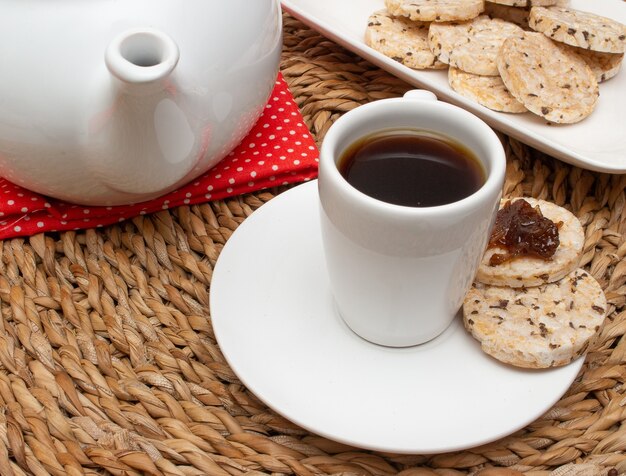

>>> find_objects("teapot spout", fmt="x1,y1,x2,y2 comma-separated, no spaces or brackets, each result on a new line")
91,27,194,196
105,27,179,93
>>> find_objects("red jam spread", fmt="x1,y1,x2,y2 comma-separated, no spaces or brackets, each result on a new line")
487,199,561,266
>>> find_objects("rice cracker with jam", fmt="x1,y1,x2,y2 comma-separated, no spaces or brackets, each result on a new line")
463,269,606,368
476,197,584,287
463,197,607,368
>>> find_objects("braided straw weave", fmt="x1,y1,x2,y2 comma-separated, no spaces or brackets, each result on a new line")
1,13,625,476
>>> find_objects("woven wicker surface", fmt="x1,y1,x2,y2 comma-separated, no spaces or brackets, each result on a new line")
1,13,625,476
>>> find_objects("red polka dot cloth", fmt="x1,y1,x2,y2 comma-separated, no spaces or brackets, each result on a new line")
0,74,319,240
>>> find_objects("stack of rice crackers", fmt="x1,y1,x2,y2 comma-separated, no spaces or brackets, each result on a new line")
463,198,607,369
365,0,626,123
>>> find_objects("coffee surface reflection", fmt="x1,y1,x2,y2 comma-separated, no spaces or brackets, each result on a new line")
338,129,485,207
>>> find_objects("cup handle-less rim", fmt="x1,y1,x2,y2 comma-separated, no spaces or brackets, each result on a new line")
319,91,506,220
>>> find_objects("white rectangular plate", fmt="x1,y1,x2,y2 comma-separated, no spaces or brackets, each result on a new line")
282,0,626,173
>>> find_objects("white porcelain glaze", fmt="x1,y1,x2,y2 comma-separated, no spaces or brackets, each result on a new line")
318,91,506,347
0,0,282,205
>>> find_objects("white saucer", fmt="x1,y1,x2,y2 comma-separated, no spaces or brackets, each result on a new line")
210,180,584,454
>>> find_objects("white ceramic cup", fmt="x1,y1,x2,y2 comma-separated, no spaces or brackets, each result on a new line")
318,90,506,347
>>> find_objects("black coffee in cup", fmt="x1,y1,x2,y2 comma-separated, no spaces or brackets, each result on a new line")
338,129,485,207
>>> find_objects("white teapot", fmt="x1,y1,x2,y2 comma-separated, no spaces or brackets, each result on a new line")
0,0,282,205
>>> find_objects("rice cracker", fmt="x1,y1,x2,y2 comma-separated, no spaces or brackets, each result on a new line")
497,31,599,123
448,67,527,112
557,43,624,82
429,15,524,75
486,0,556,6
486,0,527,7
484,2,530,29
385,0,485,22
529,6,626,54
476,198,584,287
365,10,447,69
463,269,606,368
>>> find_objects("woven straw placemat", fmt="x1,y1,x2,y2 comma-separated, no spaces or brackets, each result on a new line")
1,13,625,476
